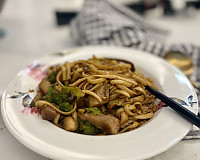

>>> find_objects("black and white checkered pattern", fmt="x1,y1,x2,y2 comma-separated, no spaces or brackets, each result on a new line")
70,0,200,139
70,0,168,47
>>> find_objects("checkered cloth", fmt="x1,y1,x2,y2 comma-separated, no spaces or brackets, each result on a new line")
70,0,200,139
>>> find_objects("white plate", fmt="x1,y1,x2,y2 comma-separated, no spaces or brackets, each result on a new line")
1,46,198,160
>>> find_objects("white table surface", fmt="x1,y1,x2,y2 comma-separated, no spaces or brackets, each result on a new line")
0,0,200,160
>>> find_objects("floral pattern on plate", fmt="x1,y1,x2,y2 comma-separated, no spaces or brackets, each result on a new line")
24,62,48,81
9,91,38,115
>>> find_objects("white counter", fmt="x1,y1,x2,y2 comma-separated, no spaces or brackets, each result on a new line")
0,0,200,159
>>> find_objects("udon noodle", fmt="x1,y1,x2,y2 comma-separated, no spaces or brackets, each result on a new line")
31,56,158,135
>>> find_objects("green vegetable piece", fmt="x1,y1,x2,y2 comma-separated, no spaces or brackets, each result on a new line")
62,87,70,99
62,87,69,95
43,86,84,110
79,120,101,135
42,95,51,102
48,72,57,84
42,87,54,102
43,87,63,105
51,94,63,105
59,102,73,112
70,87,84,100
85,107,102,115
47,87,54,96
62,87,76,103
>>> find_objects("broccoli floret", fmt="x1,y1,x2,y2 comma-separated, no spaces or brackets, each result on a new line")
42,86,84,112
42,87,54,102
51,94,63,104
61,87,70,100
59,102,73,112
78,120,101,135
62,86,84,102
48,72,57,84
43,87,65,105
69,87,84,100
85,107,102,115
46,86,54,96
62,87,70,95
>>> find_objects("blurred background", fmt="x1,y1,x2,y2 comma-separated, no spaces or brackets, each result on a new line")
0,0,200,57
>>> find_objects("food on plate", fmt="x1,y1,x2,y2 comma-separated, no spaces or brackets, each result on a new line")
31,56,158,135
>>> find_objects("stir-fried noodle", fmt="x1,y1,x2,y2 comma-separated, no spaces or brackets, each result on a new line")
31,56,158,135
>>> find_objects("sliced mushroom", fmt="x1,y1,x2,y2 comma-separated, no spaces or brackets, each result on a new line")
63,117,77,131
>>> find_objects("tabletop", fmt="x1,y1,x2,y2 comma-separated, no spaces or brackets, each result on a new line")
0,0,200,160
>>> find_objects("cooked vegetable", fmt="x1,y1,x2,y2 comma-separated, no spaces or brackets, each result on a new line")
48,71,57,84
59,102,73,112
78,119,101,135
85,107,102,115
43,86,84,112
70,87,84,100
63,117,77,131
